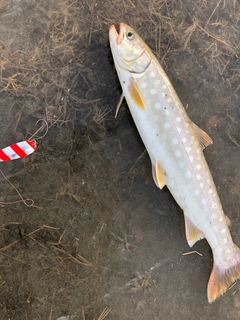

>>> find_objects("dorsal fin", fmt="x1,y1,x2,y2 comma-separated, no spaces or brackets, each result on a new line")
193,123,213,149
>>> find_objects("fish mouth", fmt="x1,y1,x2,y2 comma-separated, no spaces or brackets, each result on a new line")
109,23,124,45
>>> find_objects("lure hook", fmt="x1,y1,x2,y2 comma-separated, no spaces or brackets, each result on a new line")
29,119,48,140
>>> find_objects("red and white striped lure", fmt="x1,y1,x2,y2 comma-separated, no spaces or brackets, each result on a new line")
0,140,37,162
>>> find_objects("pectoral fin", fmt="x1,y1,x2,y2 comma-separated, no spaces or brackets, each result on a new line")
128,77,145,109
193,123,213,149
115,92,124,118
184,215,205,247
152,161,166,189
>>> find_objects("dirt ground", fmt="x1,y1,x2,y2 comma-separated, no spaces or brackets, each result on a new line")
0,0,240,319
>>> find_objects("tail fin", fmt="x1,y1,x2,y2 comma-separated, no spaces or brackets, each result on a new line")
207,246,240,303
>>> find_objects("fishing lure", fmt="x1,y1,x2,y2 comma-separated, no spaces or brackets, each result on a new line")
0,140,37,162
0,119,49,162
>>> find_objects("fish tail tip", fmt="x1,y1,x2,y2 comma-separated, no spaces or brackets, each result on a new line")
207,249,240,303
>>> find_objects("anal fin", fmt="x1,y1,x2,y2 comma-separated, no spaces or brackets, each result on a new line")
184,215,205,247
152,161,166,189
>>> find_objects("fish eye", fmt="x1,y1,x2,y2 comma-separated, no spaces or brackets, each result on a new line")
126,31,135,40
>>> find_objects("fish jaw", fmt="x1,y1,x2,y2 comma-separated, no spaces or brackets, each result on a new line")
109,24,120,44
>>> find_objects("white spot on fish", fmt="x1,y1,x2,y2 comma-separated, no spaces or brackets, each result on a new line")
196,174,201,180
221,228,226,234
155,102,161,109
182,138,187,143
165,109,170,116
167,98,172,103
141,82,147,88
186,147,191,152
162,92,165,97
164,122,170,129
212,203,217,209
189,156,193,163
194,190,200,196
196,164,201,170
223,238,228,244
219,217,223,222
176,117,181,122
201,199,207,205
177,127,182,133
162,84,167,89
150,88,157,95
213,225,218,232
208,189,213,194
172,138,178,145
150,71,155,77
178,162,184,168
200,183,204,189
156,79,161,85
175,150,181,158
185,170,191,178
211,213,217,219
226,256,231,261
226,249,230,253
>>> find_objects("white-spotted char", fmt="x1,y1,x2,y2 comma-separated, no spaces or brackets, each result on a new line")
109,23,240,303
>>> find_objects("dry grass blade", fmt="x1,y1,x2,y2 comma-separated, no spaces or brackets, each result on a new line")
195,20,236,53
182,250,203,257
182,22,197,50
226,115,240,147
128,149,147,174
0,225,59,252
0,239,19,252
49,245,93,267
227,128,240,147
97,307,112,320
92,104,110,129
205,0,222,28
0,222,22,231
88,0,97,46
0,252,43,270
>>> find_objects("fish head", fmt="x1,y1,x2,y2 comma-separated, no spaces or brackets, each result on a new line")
109,23,151,74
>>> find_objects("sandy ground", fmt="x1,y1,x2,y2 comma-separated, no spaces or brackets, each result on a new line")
0,0,240,319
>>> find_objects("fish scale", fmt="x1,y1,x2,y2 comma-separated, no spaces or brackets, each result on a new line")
109,22,240,303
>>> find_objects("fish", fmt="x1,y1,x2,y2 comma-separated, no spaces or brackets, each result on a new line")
109,22,240,303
